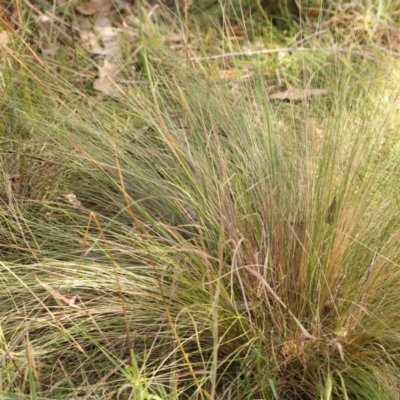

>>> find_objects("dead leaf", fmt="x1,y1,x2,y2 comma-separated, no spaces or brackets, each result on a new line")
35,275,81,309
269,87,328,101
75,2,99,16
64,193,83,209
39,35,53,56
75,0,121,95
79,31,103,53
37,14,51,23
94,27,120,56
91,0,114,28
80,29,120,56
167,32,183,43
8,173,22,181
78,0,123,96
328,337,345,361
0,31,9,48
93,58,121,96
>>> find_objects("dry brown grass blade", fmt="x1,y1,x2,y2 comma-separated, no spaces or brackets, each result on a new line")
244,266,317,340
327,196,337,225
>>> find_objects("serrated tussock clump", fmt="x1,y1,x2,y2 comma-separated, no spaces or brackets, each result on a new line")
2,44,400,399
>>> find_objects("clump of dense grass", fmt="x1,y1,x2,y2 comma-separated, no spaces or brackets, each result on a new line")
2,2,400,400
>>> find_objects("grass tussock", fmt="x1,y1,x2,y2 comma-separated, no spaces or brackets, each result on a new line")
2,2,400,399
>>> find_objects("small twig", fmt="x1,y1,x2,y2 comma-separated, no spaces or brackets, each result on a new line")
119,72,254,87
189,46,384,62
289,29,328,48
117,80,171,86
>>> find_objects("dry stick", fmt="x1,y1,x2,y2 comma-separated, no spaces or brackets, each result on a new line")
288,29,328,48
244,266,317,340
189,46,380,62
